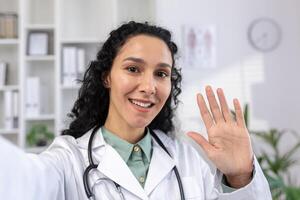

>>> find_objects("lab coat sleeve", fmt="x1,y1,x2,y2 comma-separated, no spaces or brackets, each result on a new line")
203,156,272,200
0,136,70,200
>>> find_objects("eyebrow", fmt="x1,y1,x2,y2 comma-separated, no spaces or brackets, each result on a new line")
123,57,172,68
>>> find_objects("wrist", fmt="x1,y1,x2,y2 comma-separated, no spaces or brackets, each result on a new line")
225,170,253,188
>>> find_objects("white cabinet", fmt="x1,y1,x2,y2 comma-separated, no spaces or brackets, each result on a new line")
0,0,156,152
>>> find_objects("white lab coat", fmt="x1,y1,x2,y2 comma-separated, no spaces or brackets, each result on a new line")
0,128,272,200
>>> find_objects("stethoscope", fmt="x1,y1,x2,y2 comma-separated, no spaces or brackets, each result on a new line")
83,126,185,200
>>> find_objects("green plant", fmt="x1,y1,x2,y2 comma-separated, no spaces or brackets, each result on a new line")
253,129,300,200
232,104,300,200
26,124,54,147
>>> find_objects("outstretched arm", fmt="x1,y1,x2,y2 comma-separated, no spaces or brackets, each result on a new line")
0,136,65,200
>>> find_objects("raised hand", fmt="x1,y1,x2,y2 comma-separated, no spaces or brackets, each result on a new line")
187,86,254,188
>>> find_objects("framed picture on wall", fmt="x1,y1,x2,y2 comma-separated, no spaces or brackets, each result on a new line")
27,31,49,55
182,25,216,69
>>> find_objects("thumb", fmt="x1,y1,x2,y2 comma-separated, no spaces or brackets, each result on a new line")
187,131,214,155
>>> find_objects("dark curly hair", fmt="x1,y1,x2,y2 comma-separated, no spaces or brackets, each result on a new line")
62,21,182,138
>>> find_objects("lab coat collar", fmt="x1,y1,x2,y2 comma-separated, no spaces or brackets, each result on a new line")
76,127,106,150
77,128,148,199
144,131,176,196
97,144,149,199
77,128,176,199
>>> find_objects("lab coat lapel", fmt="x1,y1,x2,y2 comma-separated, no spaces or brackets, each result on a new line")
77,128,147,199
97,144,148,200
144,137,175,196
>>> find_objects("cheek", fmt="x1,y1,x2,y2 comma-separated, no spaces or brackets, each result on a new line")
158,82,172,103
111,76,134,95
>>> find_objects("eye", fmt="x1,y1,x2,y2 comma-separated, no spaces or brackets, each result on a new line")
126,66,139,73
156,71,169,78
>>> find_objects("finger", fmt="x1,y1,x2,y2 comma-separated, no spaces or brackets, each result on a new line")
197,93,214,130
216,88,233,123
205,86,225,123
233,98,246,127
187,131,214,155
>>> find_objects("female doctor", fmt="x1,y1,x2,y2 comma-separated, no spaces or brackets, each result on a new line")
0,21,271,200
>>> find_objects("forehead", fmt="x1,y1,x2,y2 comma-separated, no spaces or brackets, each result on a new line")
115,35,173,65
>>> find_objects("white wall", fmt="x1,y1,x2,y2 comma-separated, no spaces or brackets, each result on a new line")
154,0,300,183
154,0,300,133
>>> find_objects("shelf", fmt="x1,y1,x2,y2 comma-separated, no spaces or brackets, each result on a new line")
60,84,81,90
0,129,19,135
25,55,55,61
0,39,19,45
0,85,19,91
26,114,55,121
26,24,55,30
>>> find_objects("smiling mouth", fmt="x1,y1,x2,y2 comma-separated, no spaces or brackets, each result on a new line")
129,99,155,108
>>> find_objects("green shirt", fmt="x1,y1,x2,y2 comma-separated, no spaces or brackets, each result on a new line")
101,127,152,187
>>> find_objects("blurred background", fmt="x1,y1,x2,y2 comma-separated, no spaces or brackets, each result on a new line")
0,0,299,199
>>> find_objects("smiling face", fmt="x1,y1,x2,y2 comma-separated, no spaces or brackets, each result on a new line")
104,34,173,138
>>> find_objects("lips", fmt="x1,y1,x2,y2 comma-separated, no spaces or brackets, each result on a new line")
129,98,155,108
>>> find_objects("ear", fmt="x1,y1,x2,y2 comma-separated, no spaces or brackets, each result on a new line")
102,72,111,88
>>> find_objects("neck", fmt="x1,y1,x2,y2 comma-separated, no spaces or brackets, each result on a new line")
104,119,145,144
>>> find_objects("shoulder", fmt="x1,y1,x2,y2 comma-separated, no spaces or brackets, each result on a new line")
37,134,88,174
45,129,93,153
152,129,213,180
153,129,199,154
46,135,78,152
152,130,210,168
39,134,85,164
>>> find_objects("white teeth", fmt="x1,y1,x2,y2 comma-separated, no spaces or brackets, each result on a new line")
130,99,152,108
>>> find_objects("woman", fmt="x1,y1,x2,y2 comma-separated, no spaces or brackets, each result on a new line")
0,21,271,199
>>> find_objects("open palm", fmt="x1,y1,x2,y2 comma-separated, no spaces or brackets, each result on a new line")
188,86,254,188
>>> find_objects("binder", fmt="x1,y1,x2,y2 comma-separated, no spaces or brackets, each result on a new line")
0,62,7,86
77,48,85,76
12,91,19,128
62,47,77,86
26,77,40,117
4,91,13,129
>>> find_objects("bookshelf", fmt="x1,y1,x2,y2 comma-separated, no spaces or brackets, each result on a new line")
0,0,156,153
0,0,20,146
0,39,19,45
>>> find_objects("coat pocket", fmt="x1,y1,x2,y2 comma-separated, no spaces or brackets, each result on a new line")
182,176,203,199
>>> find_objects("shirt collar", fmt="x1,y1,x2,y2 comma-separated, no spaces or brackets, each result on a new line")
101,127,152,163
137,128,152,162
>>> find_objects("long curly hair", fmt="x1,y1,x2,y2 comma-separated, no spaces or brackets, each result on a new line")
62,21,182,138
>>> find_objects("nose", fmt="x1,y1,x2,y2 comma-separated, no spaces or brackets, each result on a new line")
139,74,157,95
